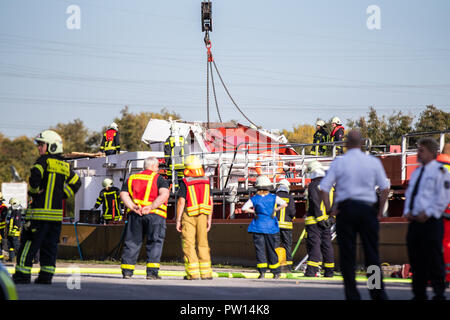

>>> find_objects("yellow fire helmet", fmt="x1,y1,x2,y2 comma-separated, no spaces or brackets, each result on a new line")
184,155,202,170
9,198,19,206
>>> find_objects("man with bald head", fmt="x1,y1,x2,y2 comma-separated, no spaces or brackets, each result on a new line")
319,129,390,300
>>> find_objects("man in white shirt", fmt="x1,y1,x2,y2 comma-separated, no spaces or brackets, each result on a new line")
319,130,390,300
404,137,450,300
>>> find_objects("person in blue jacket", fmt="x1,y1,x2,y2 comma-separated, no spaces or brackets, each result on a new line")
242,176,288,279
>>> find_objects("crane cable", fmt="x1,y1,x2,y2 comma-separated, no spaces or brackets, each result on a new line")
205,36,258,128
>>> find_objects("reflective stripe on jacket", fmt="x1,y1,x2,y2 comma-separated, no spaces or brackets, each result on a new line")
306,179,334,225
183,177,212,216
27,155,81,222
164,136,186,170
128,170,168,218
100,129,120,152
95,187,122,220
275,190,296,229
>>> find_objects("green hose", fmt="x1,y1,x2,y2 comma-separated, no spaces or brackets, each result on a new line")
291,228,306,258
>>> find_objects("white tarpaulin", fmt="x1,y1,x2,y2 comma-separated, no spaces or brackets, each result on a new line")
1,182,28,208
141,119,192,144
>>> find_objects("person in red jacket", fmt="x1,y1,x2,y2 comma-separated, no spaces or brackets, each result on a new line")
330,117,345,155
100,122,121,156
437,143,450,286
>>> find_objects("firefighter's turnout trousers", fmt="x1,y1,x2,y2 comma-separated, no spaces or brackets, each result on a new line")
14,154,80,282
16,221,61,280
253,233,280,276
305,224,334,277
180,176,213,279
121,213,166,277
181,212,212,279
247,193,281,276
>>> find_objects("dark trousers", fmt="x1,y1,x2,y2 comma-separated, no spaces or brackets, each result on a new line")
276,228,293,266
252,233,280,275
305,224,334,276
407,218,445,300
7,236,19,260
15,221,61,279
336,200,387,300
105,150,118,156
0,229,5,260
121,213,166,276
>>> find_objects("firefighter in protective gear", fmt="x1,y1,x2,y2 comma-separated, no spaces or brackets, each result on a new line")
330,117,345,155
242,176,287,279
164,124,187,191
13,130,81,284
0,263,18,300
7,198,22,262
0,193,7,262
437,143,450,284
92,178,123,224
100,122,121,156
120,157,170,280
274,179,296,270
176,155,214,280
304,161,335,277
310,119,329,155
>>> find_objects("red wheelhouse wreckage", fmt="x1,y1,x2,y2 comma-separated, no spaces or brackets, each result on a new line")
62,117,450,268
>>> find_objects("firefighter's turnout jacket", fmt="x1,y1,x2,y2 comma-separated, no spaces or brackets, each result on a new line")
27,154,81,222
100,129,120,155
14,154,81,281
311,128,329,155
94,187,123,222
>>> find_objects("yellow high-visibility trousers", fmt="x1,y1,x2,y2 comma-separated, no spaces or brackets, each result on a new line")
181,212,212,279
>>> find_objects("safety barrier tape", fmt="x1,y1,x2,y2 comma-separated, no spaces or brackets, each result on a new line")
5,267,412,283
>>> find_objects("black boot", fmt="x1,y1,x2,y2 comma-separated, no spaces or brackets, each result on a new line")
35,272,53,284
12,272,31,284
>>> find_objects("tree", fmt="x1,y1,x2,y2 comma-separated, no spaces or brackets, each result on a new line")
347,107,387,145
0,134,39,184
384,111,414,145
52,119,91,154
282,124,316,153
114,106,181,152
415,105,450,133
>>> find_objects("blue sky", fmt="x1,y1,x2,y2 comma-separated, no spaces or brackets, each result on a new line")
0,0,449,139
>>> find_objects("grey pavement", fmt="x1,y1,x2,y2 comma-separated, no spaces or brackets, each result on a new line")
13,272,430,300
